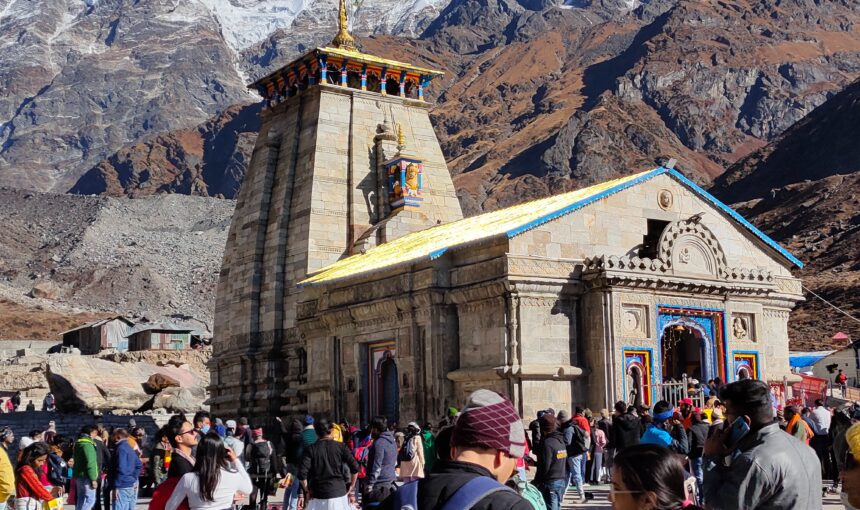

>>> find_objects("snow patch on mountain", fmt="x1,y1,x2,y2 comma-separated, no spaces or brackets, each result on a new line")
196,0,312,50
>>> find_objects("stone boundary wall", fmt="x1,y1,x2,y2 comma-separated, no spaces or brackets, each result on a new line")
0,411,173,459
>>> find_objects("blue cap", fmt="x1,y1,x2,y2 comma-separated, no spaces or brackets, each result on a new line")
304,415,315,425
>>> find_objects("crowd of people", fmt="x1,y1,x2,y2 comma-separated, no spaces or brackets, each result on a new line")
0,380,858,510
1,392,56,414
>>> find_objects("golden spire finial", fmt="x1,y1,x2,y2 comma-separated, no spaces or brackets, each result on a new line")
396,123,406,149
330,0,357,51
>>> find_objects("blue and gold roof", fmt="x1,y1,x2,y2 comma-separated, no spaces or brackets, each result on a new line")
300,167,803,286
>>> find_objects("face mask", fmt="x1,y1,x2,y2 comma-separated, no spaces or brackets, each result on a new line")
841,491,859,510
201,425,211,434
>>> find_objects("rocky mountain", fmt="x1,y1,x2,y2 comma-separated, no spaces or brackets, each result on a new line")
713,77,860,350
0,187,235,337
0,0,446,194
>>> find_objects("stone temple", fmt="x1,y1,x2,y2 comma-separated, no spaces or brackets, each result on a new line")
211,4,804,424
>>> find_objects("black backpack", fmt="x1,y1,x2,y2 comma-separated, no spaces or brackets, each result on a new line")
397,433,416,463
250,441,273,474
566,423,589,457
47,452,68,486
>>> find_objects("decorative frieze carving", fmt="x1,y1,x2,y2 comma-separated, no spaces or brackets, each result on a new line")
774,276,802,296
506,256,580,279
451,257,505,286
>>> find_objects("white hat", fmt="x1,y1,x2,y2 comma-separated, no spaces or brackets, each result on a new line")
226,419,237,430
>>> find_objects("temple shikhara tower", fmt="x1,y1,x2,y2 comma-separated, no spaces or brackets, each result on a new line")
212,3,804,423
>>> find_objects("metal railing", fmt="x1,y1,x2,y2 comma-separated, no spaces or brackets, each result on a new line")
648,374,707,409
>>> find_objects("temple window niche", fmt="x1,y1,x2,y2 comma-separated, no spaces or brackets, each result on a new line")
640,219,670,259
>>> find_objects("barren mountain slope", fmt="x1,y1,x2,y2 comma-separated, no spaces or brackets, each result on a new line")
714,78,860,350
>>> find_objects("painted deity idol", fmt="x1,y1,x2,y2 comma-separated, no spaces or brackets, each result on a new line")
405,163,420,196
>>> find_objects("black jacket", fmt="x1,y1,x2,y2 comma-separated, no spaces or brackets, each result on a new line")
611,412,641,452
688,422,709,459
298,439,359,500
535,431,568,485
381,461,532,510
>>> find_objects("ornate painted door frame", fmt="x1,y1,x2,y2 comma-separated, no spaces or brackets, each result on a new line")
656,305,728,383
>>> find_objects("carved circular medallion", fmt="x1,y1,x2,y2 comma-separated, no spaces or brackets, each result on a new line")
658,189,674,210
623,310,640,332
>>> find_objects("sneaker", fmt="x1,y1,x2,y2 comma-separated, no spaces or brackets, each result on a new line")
578,495,587,504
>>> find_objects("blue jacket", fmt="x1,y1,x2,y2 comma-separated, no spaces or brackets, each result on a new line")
112,440,142,489
640,422,689,454
366,431,397,486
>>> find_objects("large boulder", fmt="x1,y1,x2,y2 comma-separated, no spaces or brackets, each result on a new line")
46,355,207,413
144,373,180,393
151,386,208,413
29,281,60,300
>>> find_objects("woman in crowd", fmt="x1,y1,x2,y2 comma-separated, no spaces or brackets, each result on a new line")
15,443,60,510
165,432,252,510
397,423,425,483
610,444,703,510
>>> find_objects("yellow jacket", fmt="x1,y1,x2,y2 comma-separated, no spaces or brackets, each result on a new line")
0,445,14,503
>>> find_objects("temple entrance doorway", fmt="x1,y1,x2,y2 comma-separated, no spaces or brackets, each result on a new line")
362,341,399,425
661,323,706,382
626,365,644,407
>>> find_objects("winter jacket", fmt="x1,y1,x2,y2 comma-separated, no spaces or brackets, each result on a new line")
15,465,53,501
112,439,142,489
301,426,318,448
398,434,425,479
381,461,533,510
703,422,822,510
73,436,99,481
420,430,436,474
572,415,591,434
366,431,397,487
0,445,15,504
298,439,359,500
641,423,689,455
611,413,641,452
534,431,568,485
687,422,709,459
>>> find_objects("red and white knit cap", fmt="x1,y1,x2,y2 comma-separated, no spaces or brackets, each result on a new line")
452,389,526,458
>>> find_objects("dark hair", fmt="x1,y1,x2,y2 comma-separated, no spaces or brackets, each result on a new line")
370,415,387,432
28,430,42,439
653,400,671,415
19,442,51,470
80,425,96,437
785,405,799,416
166,414,191,448
435,426,454,463
194,432,231,501
801,407,811,416
314,419,334,438
815,399,825,407
113,428,130,441
614,401,626,414
574,406,584,415
719,379,772,427
691,412,703,425
613,444,703,510
193,411,211,426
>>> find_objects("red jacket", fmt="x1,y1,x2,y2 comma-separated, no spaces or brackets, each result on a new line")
16,465,53,501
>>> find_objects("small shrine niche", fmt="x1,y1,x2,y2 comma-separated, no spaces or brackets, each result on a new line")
386,124,424,211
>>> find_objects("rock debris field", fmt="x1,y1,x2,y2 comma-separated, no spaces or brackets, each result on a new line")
0,187,235,338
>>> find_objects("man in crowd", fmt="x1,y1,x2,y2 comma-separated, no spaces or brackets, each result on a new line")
302,416,318,448
703,379,821,509
809,399,835,486
111,429,142,510
610,401,640,454
298,419,360,509
640,401,688,455
223,420,245,465
571,407,591,485
247,427,279,510
785,405,813,444
557,410,585,502
167,415,198,478
73,425,100,510
364,416,397,506
528,410,545,448
534,413,568,510
679,398,694,430
385,389,532,509
193,411,212,435
0,427,14,510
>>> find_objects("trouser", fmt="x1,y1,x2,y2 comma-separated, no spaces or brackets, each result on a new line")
363,481,397,507
539,479,566,510
690,457,703,503
567,454,584,495
811,435,835,482
283,476,300,510
590,452,603,483
0,496,7,510
250,476,271,510
112,486,137,510
580,454,587,482
75,478,97,510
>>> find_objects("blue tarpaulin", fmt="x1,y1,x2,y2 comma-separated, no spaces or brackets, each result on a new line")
789,352,834,368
